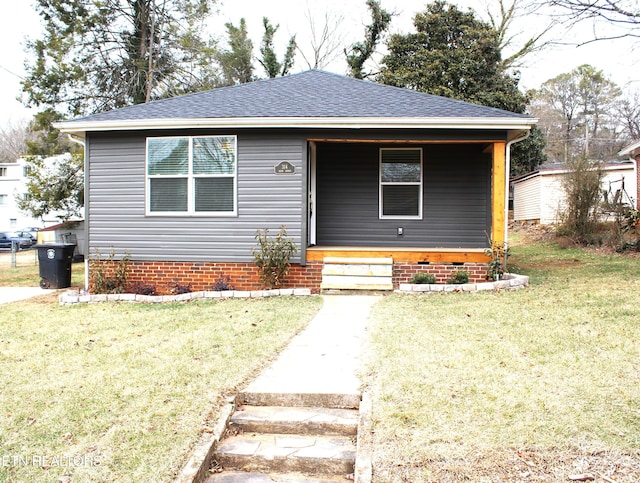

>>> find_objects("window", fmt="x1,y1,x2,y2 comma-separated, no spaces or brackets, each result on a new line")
0,167,6,177
379,148,423,219
0,194,7,205
146,136,237,215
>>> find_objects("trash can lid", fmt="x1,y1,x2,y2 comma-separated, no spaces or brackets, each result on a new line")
35,243,77,247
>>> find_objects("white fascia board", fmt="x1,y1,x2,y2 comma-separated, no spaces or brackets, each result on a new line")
54,116,537,137
620,140,640,156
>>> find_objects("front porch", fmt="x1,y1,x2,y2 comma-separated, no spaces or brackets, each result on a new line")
306,246,492,291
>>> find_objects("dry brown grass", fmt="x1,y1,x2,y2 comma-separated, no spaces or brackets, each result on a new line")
365,235,640,482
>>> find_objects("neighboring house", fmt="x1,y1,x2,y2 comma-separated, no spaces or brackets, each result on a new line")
512,160,637,225
0,158,43,230
55,69,536,292
37,221,86,258
620,140,640,206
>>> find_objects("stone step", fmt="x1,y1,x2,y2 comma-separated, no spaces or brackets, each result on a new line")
204,470,348,482
229,405,358,437
213,433,356,476
238,391,360,410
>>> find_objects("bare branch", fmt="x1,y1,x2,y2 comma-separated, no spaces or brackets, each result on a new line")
298,3,345,69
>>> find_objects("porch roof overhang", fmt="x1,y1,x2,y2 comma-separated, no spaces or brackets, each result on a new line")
55,116,536,141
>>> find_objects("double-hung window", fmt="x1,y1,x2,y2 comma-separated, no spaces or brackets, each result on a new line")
379,148,423,219
146,135,237,215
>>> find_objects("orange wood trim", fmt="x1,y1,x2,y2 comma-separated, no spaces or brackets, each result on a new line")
491,141,506,247
306,247,490,263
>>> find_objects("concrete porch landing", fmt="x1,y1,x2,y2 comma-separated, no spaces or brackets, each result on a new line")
240,295,379,409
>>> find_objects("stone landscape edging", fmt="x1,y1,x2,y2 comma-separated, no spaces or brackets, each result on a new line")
59,273,529,304
59,288,313,305
396,272,529,293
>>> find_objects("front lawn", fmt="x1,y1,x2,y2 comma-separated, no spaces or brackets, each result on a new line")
365,235,640,481
0,296,322,482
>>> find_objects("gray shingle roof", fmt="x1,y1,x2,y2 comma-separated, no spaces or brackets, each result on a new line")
68,69,530,123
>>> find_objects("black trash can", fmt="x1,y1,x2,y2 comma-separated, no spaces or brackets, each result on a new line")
36,243,76,289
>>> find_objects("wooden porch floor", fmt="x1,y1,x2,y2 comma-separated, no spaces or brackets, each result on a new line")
306,246,490,263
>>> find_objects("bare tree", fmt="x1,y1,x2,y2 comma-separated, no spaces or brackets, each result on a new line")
617,89,640,140
0,120,28,163
481,0,557,69
298,4,346,69
546,0,640,42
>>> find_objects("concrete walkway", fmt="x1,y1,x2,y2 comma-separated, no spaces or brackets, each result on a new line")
240,294,380,408
0,287,54,304
194,294,381,483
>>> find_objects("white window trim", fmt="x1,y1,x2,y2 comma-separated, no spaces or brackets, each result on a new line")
379,147,423,220
145,135,238,217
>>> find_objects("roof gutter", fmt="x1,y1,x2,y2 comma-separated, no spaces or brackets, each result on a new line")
54,116,537,138
65,134,90,292
504,130,530,270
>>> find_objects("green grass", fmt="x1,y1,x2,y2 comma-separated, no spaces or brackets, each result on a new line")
365,237,640,481
0,296,322,482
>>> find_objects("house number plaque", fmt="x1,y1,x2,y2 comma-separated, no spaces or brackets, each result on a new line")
274,161,295,174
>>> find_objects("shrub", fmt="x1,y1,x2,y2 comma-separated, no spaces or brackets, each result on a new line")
411,272,436,284
169,281,192,295
129,282,157,296
252,225,298,289
485,241,509,281
617,208,640,252
447,270,469,284
90,248,130,294
557,155,604,244
211,275,235,291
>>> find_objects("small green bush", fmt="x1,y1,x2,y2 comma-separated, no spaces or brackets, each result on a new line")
252,225,298,289
411,272,436,284
447,270,469,284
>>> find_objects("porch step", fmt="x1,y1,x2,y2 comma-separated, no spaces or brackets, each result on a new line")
213,433,356,476
320,257,393,291
205,470,347,482
229,405,358,436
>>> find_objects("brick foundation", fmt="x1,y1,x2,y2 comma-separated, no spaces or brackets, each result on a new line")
90,260,324,295
393,262,489,285
89,259,489,294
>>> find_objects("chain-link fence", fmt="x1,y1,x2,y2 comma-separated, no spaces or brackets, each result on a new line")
0,247,39,269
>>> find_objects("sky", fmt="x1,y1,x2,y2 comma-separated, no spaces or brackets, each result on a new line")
0,0,638,128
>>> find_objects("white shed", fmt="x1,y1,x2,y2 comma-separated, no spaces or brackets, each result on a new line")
512,161,637,225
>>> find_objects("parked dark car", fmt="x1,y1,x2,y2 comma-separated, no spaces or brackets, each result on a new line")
0,232,36,249
20,227,41,240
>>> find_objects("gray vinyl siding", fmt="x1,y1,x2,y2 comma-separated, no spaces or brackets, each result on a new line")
87,131,305,262
316,143,491,248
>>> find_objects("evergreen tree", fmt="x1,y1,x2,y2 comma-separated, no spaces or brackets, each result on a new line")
259,18,296,78
22,0,221,118
216,19,255,85
345,0,393,79
378,1,545,173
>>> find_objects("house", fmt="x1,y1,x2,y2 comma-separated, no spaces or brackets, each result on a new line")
620,140,640,205
512,160,637,225
0,158,43,230
55,69,536,293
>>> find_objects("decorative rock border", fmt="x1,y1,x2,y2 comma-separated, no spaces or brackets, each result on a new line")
397,273,529,293
59,288,312,305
